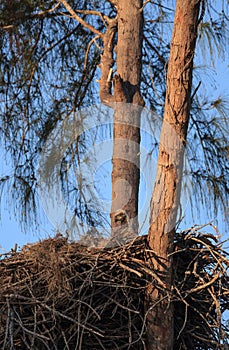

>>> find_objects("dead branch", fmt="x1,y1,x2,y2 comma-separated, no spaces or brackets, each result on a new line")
0,230,228,349
74,9,112,27
84,35,100,70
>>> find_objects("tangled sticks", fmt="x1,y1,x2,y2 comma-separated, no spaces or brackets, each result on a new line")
0,228,228,349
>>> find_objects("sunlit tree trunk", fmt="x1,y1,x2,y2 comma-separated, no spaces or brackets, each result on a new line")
110,0,144,239
146,1,201,349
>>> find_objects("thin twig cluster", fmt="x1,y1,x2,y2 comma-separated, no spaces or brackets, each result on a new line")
0,228,228,349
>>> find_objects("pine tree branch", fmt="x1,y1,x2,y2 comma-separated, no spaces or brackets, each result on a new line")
1,3,61,29
36,3,61,17
74,9,112,27
84,35,100,70
59,0,103,38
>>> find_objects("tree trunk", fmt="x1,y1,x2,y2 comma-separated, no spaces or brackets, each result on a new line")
146,1,201,349
110,0,144,240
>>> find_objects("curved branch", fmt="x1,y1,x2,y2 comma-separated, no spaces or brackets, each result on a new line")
84,35,100,70
107,0,118,6
75,9,112,27
36,3,60,17
59,0,103,37
99,18,117,105
140,0,152,12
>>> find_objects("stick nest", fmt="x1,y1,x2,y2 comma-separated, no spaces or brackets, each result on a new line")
0,228,228,349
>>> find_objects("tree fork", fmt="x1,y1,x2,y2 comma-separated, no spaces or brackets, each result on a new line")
146,1,201,349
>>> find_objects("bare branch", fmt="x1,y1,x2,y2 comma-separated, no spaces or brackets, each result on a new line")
140,0,152,12
75,9,112,27
59,0,103,37
143,1,174,12
106,0,118,6
36,2,60,17
141,0,174,12
1,25,14,29
84,35,100,70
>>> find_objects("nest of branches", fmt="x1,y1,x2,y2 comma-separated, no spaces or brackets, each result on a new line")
0,228,228,350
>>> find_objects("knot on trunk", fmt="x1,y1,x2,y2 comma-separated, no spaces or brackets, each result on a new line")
113,75,127,102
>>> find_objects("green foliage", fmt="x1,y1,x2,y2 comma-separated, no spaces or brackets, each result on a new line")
188,96,229,221
0,0,100,229
0,0,228,233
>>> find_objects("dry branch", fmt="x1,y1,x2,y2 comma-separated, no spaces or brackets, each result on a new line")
0,229,228,349
59,0,103,38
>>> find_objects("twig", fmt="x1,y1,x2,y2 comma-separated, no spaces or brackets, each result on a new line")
36,2,60,17
75,9,111,26
187,272,220,295
119,263,143,277
177,301,188,339
0,232,228,349
191,81,201,102
59,0,103,37
140,0,152,12
84,35,100,70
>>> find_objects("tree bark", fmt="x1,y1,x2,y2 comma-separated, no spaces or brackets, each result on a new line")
146,1,201,349
110,0,144,240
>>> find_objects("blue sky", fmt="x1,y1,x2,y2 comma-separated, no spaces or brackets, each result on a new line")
0,30,228,252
